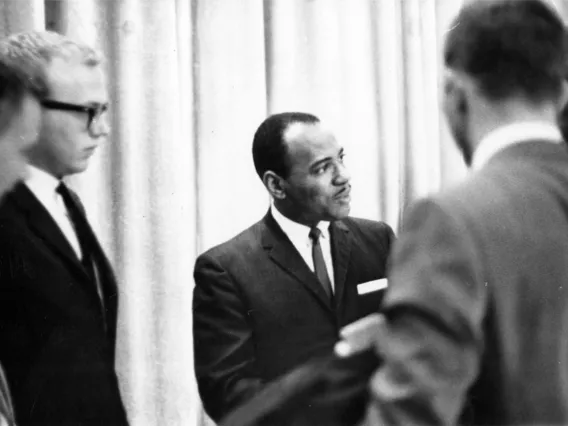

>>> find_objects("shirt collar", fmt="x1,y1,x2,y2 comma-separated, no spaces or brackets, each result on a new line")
270,203,330,242
24,165,60,198
471,121,562,171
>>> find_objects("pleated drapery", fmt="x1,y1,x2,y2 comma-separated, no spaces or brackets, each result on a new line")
3,0,562,424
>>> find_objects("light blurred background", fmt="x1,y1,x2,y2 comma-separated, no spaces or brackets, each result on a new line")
0,0,566,425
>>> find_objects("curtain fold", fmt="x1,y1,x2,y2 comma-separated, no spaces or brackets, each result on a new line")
7,0,565,425
46,0,200,424
194,0,268,253
106,1,198,424
0,0,43,36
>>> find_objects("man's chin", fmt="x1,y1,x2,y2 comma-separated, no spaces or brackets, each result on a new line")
329,205,351,221
65,163,90,177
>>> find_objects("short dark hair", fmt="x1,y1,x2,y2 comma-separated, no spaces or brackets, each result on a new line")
444,0,568,102
252,112,320,179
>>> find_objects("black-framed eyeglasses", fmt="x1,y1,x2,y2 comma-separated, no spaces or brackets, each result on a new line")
40,99,109,131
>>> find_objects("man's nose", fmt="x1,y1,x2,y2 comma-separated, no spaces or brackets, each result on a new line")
90,114,110,138
335,161,351,184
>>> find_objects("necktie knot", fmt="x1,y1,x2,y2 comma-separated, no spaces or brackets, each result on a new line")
55,182,92,264
57,183,85,224
309,226,322,243
56,182,72,203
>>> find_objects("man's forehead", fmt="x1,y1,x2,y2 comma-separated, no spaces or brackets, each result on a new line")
283,121,341,170
284,121,336,146
46,57,108,102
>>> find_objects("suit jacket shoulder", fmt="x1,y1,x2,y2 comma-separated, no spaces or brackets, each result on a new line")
197,218,265,264
424,141,568,225
340,217,395,251
196,215,396,283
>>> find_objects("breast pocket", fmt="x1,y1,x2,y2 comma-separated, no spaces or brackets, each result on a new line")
356,279,388,316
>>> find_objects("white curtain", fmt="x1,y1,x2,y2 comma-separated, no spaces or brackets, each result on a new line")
6,0,562,424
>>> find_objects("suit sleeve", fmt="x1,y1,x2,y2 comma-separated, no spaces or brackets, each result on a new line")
382,222,396,270
362,199,488,425
0,234,33,376
193,253,264,422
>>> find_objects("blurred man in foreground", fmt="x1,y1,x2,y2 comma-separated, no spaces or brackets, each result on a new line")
0,60,40,199
0,48,42,426
362,0,568,424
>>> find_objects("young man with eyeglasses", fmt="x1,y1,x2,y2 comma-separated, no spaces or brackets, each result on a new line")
0,31,128,426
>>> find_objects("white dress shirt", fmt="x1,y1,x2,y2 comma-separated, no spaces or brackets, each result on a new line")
271,204,335,292
472,121,563,171
24,165,83,260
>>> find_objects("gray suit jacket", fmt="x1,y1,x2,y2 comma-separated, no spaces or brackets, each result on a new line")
364,140,568,425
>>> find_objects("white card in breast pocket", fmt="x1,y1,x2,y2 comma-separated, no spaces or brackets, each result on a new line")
357,278,388,295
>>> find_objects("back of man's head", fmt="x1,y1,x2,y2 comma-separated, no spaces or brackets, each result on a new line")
444,0,567,104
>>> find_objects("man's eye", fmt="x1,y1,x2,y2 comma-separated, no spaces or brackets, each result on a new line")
315,164,329,175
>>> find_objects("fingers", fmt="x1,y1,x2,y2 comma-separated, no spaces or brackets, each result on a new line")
335,313,384,358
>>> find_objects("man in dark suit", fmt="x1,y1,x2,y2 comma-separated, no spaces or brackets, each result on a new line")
0,47,43,426
0,31,128,425
193,112,394,422
360,1,568,424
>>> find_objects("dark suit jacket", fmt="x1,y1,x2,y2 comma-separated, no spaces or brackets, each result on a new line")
193,211,394,421
363,140,568,425
0,183,128,426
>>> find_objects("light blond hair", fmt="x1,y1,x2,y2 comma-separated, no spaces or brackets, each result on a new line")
0,31,102,99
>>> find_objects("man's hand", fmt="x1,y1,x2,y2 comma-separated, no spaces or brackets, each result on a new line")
334,313,384,358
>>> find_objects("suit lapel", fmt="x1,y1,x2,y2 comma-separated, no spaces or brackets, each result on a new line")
330,220,351,310
9,183,91,282
262,212,335,313
57,187,119,339
87,225,119,339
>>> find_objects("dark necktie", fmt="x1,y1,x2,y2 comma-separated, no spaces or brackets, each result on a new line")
56,183,100,296
309,226,333,301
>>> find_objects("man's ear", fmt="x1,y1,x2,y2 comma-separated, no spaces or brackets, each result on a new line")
557,79,568,111
0,97,17,137
263,171,286,200
557,80,568,141
444,70,469,116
